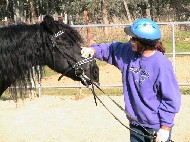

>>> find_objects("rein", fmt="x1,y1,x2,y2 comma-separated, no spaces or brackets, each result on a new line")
49,30,100,105
91,92,156,140
107,96,156,139
49,30,159,141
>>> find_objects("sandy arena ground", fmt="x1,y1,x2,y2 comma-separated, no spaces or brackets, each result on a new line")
0,60,190,142
0,95,190,142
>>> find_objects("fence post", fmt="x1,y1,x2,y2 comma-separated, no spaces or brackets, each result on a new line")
37,66,42,98
64,13,67,24
171,23,176,74
84,11,91,47
3,17,8,26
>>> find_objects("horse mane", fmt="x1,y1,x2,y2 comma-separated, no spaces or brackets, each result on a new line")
0,24,44,98
0,21,83,99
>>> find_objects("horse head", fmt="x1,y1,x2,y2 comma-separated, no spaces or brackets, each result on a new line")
0,15,99,97
40,15,99,87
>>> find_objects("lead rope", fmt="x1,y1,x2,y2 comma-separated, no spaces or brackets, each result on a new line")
89,61,97,106
79,72,156,139
91,90,175,141
50,30,159,141
92,93,155,139
74,64,157,140
107,96,152,134
107,96,156,138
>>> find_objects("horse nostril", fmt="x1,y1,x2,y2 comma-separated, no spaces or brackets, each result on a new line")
92,67,99,82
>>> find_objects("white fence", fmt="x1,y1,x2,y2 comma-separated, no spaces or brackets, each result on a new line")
19,22,190,96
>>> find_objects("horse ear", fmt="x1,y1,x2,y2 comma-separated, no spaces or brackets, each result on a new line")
41,15,56,34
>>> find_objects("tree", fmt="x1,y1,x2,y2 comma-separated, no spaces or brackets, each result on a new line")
101,0,109,24
123,0,132,23
0,0,190,24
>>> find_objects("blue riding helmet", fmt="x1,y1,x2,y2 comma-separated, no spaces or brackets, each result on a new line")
124,18,161,41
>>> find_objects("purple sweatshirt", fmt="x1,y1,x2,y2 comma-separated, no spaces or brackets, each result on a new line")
92,42,181,129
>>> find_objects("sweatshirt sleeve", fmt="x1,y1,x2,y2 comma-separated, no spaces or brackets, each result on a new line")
158,61,181,128
91,42,132,69
91,42,112,62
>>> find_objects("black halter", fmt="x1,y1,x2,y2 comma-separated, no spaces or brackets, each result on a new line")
49,30,93,77
49,30,103,105
49,30,160,141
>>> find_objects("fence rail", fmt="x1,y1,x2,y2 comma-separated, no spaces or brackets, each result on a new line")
34,83,190,89
8,22,190,96
40,21,190,96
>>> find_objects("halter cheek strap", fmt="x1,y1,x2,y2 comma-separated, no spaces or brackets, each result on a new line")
54,30,64,37
51,30,158,141
50,30,96,82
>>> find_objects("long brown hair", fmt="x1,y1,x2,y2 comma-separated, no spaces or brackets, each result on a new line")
137,40,166,54
154,41,166,54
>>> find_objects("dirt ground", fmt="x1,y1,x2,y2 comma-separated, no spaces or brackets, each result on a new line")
0,61,190,142
0,95,190,142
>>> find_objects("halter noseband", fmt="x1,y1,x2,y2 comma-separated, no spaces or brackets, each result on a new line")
49,30,159,141
49,30,97,86
49,30,102,105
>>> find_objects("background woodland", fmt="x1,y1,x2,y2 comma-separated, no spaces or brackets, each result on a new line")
0,0,190,24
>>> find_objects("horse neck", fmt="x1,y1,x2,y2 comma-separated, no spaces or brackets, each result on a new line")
0,24,46,79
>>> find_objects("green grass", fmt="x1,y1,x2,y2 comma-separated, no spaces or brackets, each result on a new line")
157,30,190,52
176,30,190,38
1,33,189,100
41,87,123,96
180,87,190,95
39,39,190,96
1,86,189,101
163,40,190,53
42,66,58,78
0,87,123,100
96,59,107,66
0,93,12,101
96,40,190,53
40,87,190,96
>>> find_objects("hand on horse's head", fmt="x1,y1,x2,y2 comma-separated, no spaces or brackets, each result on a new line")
81,47,95,58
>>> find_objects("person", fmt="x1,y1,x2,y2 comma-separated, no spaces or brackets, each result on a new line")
81,18,181,142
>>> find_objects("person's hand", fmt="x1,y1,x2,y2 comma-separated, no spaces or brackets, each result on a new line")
155,128,170,142
81,47,95,58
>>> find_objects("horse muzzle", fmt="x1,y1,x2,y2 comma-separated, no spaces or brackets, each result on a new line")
76,64,99,87
58,57,99,87
91,65,99,83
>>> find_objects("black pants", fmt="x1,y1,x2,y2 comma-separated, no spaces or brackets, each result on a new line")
130,124,172,142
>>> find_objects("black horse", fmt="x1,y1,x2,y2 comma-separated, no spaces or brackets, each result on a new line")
0,15,99,98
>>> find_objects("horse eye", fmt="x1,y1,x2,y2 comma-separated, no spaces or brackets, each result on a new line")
60,44,70,49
